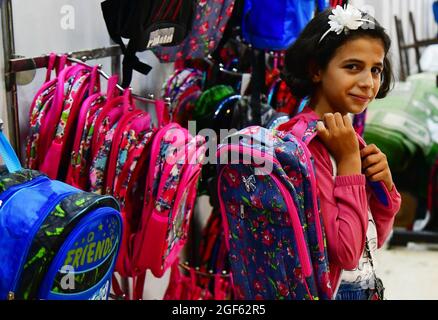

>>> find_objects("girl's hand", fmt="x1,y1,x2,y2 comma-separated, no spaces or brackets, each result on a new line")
360,144,394,191
316,113,361,176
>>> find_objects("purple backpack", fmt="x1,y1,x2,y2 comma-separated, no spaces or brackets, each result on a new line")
217,126,333,300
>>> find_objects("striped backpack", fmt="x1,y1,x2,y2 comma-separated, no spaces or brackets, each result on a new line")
217,126,333,300
0,123,122,300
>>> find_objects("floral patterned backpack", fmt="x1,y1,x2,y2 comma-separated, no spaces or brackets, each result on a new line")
217,126,333,300
152,0,235,63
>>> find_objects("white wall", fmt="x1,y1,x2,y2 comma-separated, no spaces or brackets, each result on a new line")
351,0,438,80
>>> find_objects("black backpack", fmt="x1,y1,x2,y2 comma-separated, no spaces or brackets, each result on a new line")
101,0,195,87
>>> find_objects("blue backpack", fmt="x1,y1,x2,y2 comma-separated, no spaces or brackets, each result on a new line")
217,126,333,299
241,0,329,50
0,123,122,300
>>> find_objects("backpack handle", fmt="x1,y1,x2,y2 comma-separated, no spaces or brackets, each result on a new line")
55,54,68,76
155,99,170,128
122,87,134,112
44,53,57,82
88,65,100,96
44,53,68,82
105,74,120,101
0,119,22,173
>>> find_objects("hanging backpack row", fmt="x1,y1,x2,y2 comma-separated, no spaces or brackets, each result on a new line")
25,53,207,300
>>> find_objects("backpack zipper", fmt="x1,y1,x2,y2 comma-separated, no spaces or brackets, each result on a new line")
295,138,326,253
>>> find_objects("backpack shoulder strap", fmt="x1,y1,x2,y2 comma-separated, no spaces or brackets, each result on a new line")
101,0,152,88
120,40,152,88
0,121,22,173
288,116,390,207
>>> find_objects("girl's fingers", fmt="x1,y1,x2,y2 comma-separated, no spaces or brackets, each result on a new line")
334,112,345,128
360,144,380,158
362,152,385,169
316,121,330,141
368,171,386,182
343,114,353,128
323,113,337,131
364,161,386,176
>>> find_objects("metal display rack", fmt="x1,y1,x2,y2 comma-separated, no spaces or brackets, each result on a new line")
1,0,125,155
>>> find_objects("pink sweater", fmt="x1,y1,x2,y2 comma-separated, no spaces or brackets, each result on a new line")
280,107,401,289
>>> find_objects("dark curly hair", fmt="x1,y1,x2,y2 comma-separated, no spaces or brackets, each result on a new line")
282,8,394,99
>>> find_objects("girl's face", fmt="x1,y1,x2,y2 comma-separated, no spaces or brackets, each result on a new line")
311,36,385,117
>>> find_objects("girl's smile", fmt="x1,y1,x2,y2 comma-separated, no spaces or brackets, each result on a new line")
311,36,385,118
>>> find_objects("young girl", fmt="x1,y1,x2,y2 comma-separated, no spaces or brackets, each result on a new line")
279,5,401,299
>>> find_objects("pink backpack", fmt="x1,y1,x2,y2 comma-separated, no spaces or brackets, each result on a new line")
110,100,206,299
65,75,120,189
110,106,164,281
89,89,134,194
39,64,100,180
131,123,205,299
112,123,156,280
26,54,68,169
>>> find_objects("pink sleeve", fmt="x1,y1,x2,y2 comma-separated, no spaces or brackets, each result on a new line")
369,183,402,248
309,141,369,270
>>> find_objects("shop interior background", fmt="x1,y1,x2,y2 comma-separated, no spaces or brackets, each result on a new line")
0,0,437,299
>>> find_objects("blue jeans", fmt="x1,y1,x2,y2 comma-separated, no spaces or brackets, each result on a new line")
335,281,371,300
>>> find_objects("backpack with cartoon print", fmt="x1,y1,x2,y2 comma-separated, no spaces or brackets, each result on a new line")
39,64,100,181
